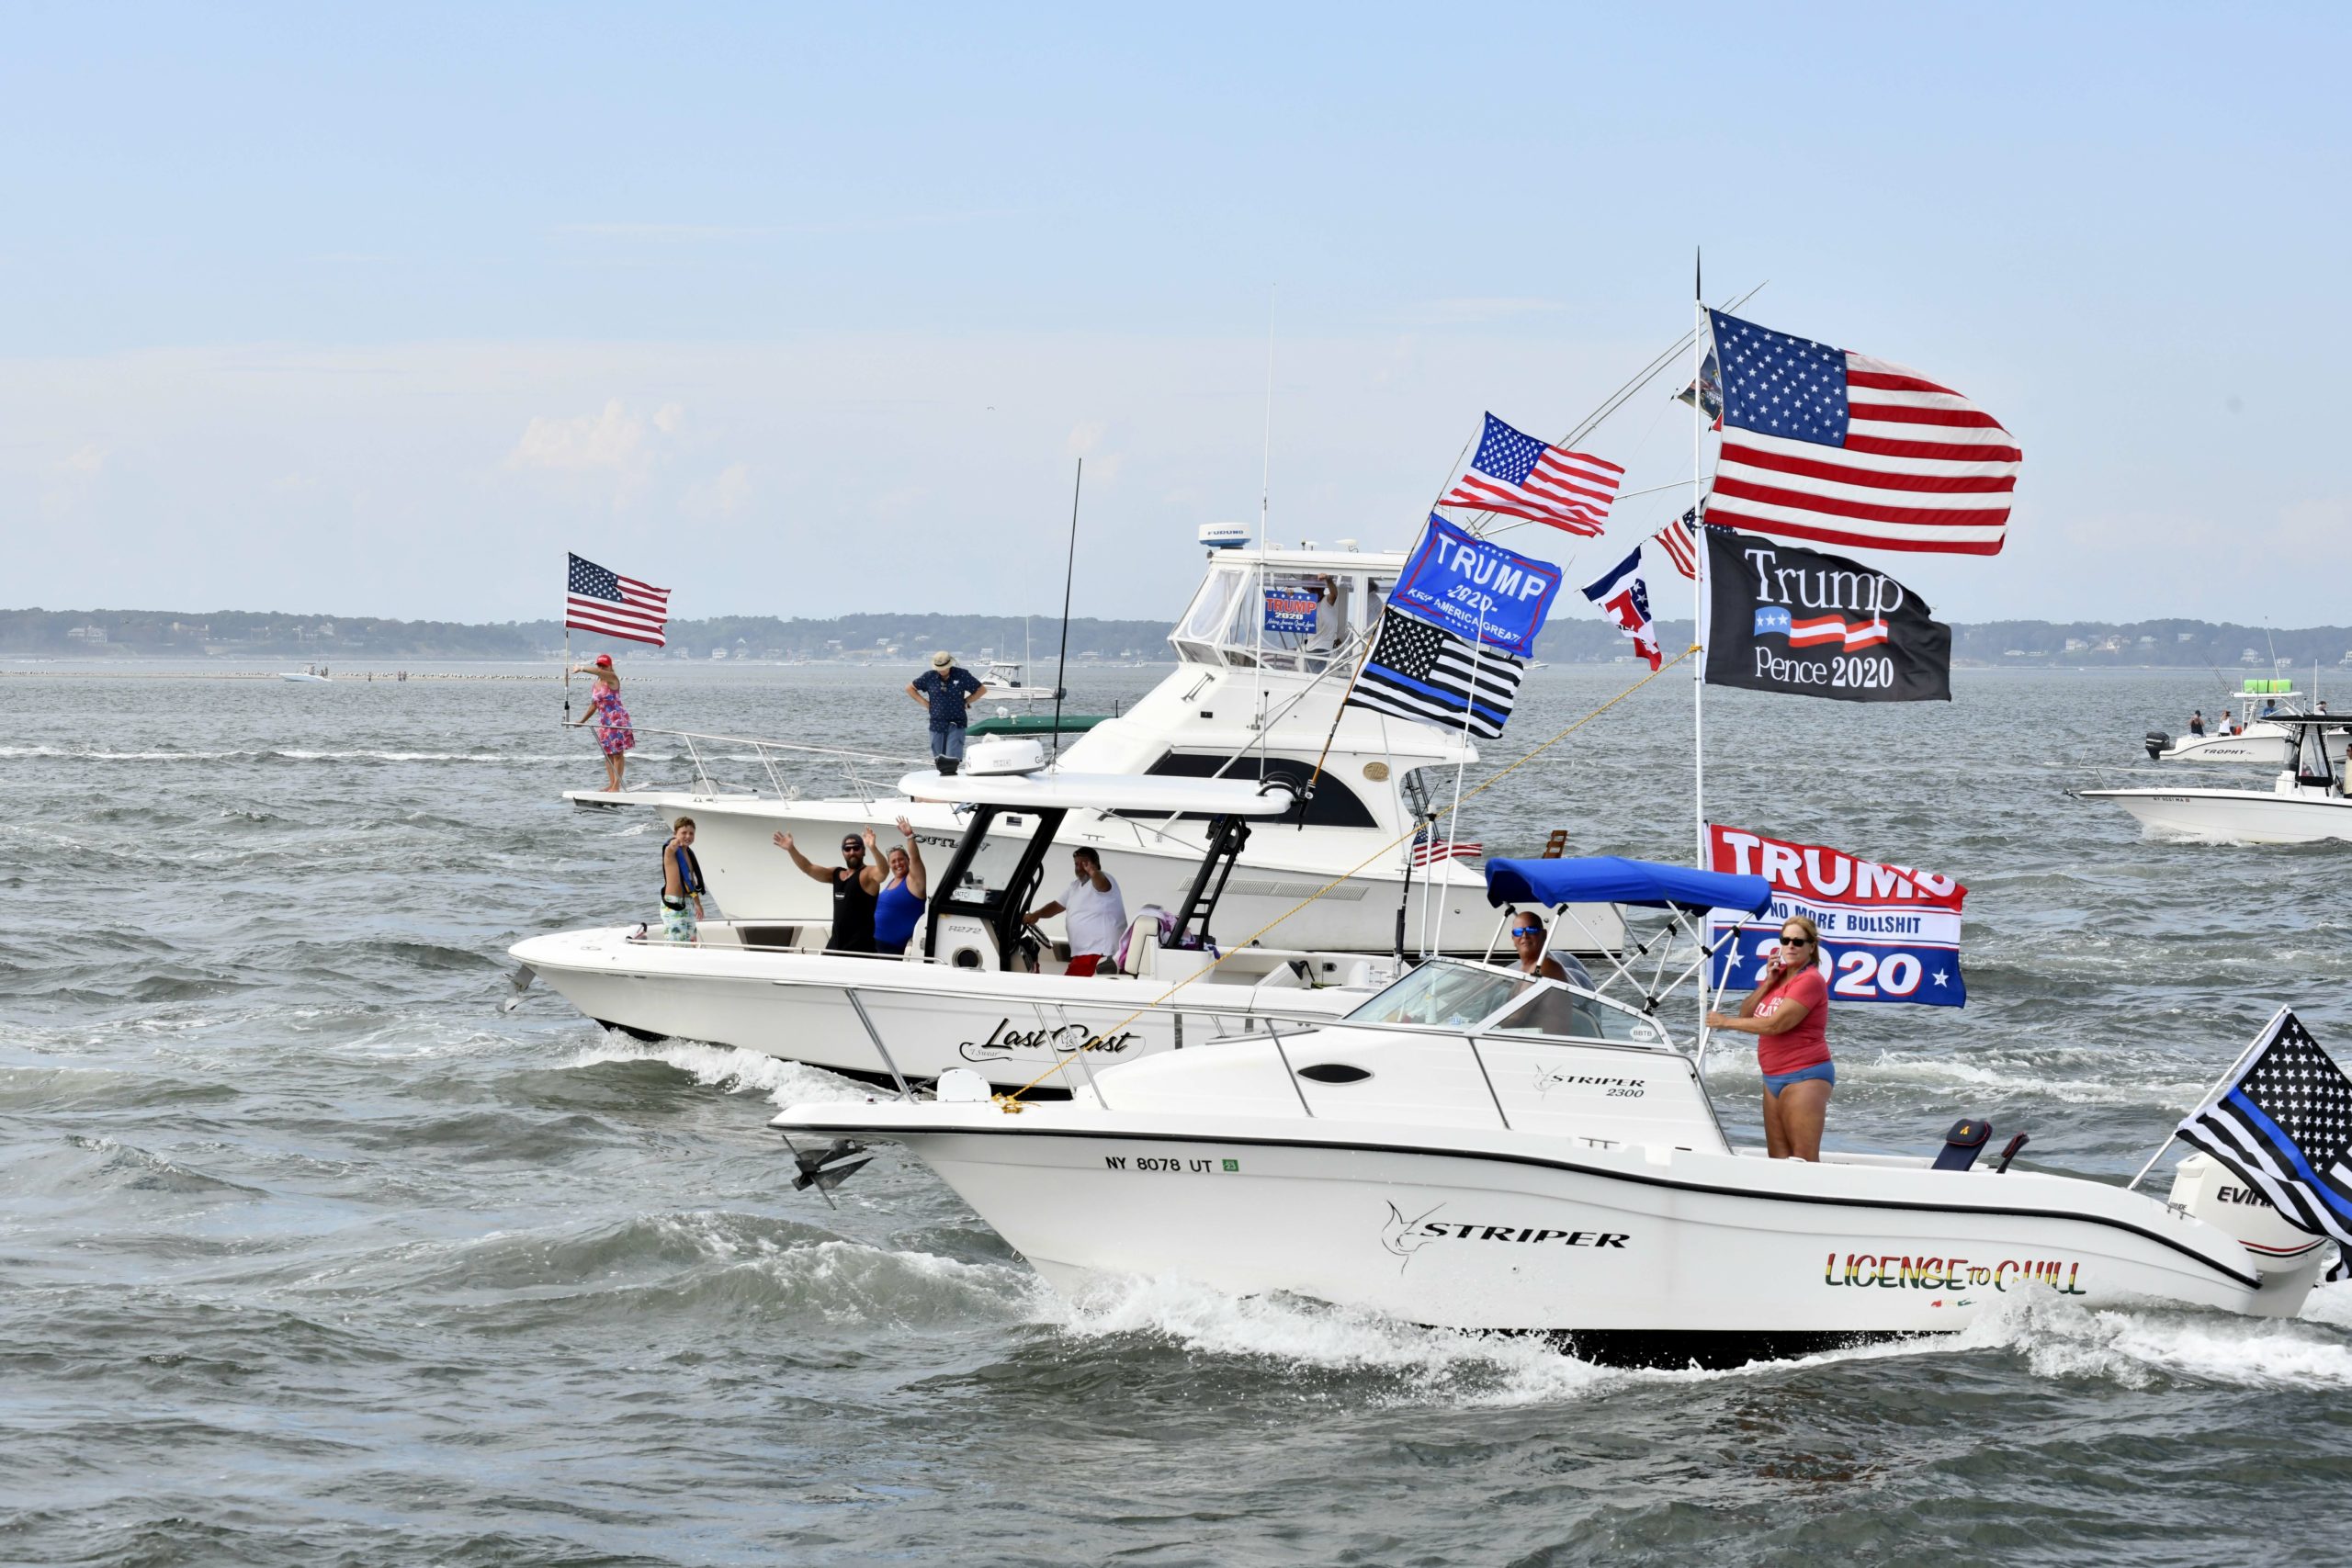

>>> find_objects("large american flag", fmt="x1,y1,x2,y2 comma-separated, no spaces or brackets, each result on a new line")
1705,310,2020,557
565,553,672,647
1439,412,1624,537
2174,1008,2352,1274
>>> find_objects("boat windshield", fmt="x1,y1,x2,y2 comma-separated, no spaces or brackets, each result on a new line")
1347,961,1525,1029
1168,562,1383,673
1345,959,1673,1046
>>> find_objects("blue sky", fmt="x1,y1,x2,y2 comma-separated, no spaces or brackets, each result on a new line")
6,4,2347,626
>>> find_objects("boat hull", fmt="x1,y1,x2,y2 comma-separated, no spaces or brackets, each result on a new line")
2157,728,2294,766
513,929,1359,1092
2081,786,2352,844
768,1108,2316,1360
632,794,1620,956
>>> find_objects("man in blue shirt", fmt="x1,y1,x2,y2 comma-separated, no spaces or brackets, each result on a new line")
907,650,988,774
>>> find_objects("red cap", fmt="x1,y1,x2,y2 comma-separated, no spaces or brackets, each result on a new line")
594,654,614,668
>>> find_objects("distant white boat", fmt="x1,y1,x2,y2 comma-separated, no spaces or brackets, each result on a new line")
2086,717,2352,843
279,666,331,683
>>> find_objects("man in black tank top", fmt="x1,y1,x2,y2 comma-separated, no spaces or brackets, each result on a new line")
773,829,886,954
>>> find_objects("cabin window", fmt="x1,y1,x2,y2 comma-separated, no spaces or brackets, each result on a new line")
1297,1063,1372,1084
1138,751,1377,828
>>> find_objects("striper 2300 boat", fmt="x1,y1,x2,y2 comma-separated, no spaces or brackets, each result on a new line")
768,857,2329,1367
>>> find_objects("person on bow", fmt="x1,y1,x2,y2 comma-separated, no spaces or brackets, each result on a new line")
660,817,707,943
1022,847,1126,976
873,817,928,957
907,651,988,775
773,828,886,955
2188,709,2205,737
569,653,635,792
1706,916,1833,1161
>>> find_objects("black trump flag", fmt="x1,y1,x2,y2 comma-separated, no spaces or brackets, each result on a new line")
1702,526,1951,704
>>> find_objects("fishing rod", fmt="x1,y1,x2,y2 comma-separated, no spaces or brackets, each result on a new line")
1049,458,1081,759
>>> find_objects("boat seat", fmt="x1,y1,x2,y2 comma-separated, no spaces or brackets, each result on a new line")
1932,1118,1993,1172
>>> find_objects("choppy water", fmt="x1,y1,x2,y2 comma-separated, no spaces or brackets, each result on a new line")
6,659,2350,1566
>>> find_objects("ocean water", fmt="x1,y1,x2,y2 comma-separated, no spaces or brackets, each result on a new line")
5,658,2350,1567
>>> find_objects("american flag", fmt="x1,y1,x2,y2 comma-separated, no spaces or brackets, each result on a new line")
1411,821,1482,866
1344,609,1525,740
1439,412,1624,537
1706,310,2020,557
2174,1008,2352,1266
565,553,672,647
1651,507,1699,581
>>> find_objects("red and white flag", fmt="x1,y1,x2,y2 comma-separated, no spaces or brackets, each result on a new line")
1438,412,1624,537
565,553,672,647
1705,310,2019,557
1651,509,1700,581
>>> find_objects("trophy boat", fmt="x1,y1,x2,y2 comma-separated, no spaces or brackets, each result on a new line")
766,856,2328,1368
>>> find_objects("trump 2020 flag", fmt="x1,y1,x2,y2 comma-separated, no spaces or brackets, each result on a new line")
1705,309,2020,556
1702,525,1950,704
1705,825,1967,1007
2175,1009,2352,1258
1388,513,1562,656
1581,548,1660,671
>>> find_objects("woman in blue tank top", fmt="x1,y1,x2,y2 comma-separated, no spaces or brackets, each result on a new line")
874,816,928,955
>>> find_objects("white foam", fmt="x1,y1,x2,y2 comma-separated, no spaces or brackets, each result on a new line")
1954,1292,2352,1389
563,1035,865,1105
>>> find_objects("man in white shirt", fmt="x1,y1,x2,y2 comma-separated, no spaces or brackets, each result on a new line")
1021,847,1127,976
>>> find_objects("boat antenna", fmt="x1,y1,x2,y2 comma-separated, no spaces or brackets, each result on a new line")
1258,285,1275,549
1050,457,1082,760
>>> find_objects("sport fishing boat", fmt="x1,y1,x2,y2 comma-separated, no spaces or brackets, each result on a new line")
2087,716,2352,843
581,533,1625,957
515,751,1406,1093
973,657,1063,705
279,665,331,683
766,857,2328,1367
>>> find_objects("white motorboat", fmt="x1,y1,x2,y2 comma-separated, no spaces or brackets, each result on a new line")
279,666,331,683
516,761,1402,1093
972,657,1064,705
2142,684,2342,766
768,857,2327,1367
600,536,1625,956
2087,716,2352,843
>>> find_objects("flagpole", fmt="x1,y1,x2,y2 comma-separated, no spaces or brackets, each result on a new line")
1691,252,1708,867
2123,1006,2291,1191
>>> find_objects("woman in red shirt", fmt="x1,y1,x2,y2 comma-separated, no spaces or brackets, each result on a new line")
1705,915,1832,1160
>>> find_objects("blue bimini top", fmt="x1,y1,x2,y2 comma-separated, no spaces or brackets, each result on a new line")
1484,856,1771,916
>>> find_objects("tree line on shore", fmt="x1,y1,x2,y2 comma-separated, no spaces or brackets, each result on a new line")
5,604,2349,671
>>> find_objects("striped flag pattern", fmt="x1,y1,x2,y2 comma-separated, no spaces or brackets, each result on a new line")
2174,1008,2352,1258
566,553,673,647
1439,413,1624,537
1651,509,1699,581
1344,609,1525,740
1705,310,2020,557
1411,822,1483,866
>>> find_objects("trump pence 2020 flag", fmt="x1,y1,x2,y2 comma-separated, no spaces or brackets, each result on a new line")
1702,525,1950,704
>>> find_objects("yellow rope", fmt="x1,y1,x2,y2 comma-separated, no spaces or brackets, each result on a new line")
991,645,1701,1110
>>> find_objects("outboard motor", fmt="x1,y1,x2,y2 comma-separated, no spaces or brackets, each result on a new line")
2166,1153,2331,1274
2144,729,2173,761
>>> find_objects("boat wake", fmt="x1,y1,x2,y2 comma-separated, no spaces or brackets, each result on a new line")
1951,1289,2352,1389
563,1034,866,1105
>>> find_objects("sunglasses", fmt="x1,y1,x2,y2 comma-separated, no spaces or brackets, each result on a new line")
1510,926,1542,938
1781,935,1814,946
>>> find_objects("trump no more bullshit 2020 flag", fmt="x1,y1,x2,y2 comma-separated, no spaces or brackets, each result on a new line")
1706,824,1967,1008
